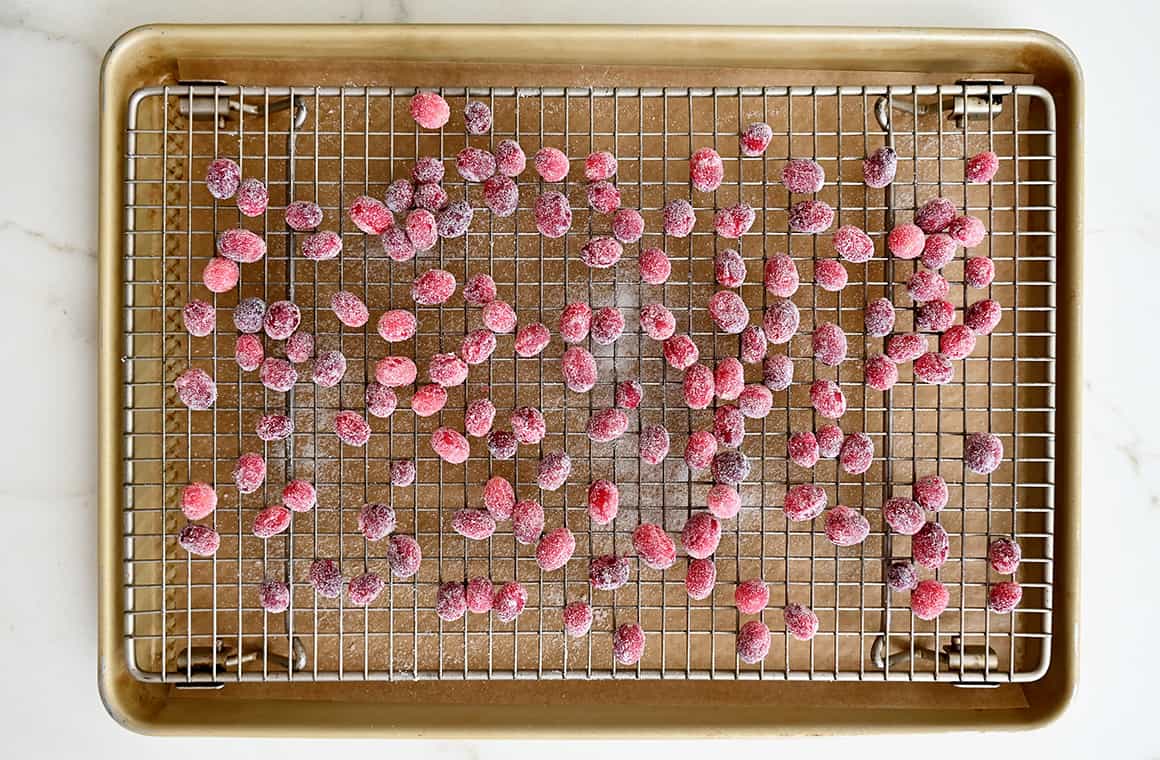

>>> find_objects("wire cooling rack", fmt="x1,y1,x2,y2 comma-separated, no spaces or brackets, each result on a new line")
121,83,1056,684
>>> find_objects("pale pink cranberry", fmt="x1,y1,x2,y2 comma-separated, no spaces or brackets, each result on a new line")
217,228,266,263
411,384,448,417
358,502,397,541
639,424,671,466
466,577,494,613
374,355,417,387
482,300,517,334
559,302,592,343
913,474,949,512
988,537,1022,574
183,299,216,337
384,179,414,214
788,199,834,233
456,147,496,182
638,247,671,284
762,354,794,392
563,600,593,636
512,500,544,545
587,181,621,214
839,432,875,475
436,582,468,622
632,523,676,570
330,290,369,327
810,379,846,419
964,256,996,288
181,482,218,520
613,623,646,665
534,191,572,238
762,298,800,344
824,506,870,546
414,182,449,212
921,233,958,270
740,122,772,156
202,257,239,293
812,322,847,366
888,223,925,259
864,298,896,337
179,524,220,556
483,475,515,520
783,483,826,522
914,351,954,385
689,146,724,192
587,479,619,525
591,307,625,345
482,175,518,217
334,410,371,447
411,268,456,306
580,236,623,269
615,380,643,409
886,332,929,363
706,484,741,519
966,150,999,183
536,527,576,571
912,521,950,569
205,157,241,199
783,603,820,641
714,203,755,239
713,404,746,449
907,270,950,302
300,230,342,260
236,178,268,217
686,558,717,600
965,432,1004,474
988,581,1023,613
781,158,825,193
734,579,769,614
832,225,874,263
431,427,470,464
640,303,676,341
788,432,820,468
708,290,749,334
495,140,527,177
662,199,696,237
940,324,976,360
684,430,718,470
817,424,843,458
461,329,497,365
883,497,924,535
514,322,551,357
381,228,416,262
537,450,572,491
561,346,598,393
409,91,450,129
864,353,899,391
348,195,393,234
915,197,956,233
282,480,317,512
587,407,629,443
452,508,496,540
814,259,848,291
740,325,767,364
715,248,746,287
915,299,956,333
949,215,987,247
965,299,1002,335
377,309,417,343
233,452,266,494
611,208,644,243
585,150,618,181
862,146,897,188
387,534,422,578
534,147,570,182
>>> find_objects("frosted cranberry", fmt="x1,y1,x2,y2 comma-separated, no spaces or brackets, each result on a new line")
233,453,266,494
613,623,646,665
515,322,551,356
863,146,897,188
233,297,265,334
410,91,450,129
301,230,342,261
384,180,414,214
453,508,496,540
883,497,924,535
921,233,958,270
588,554,629,591
735,579,769,614
965,299,1002,336
988,537,1022,574
587,407,629,443
886,332,928,363
587,181,621,214
714,203,756,239
534,147,569,182
202,257,239,293
611,208,645,244
711,450,750,485
259,578,290,613
915,299,955,332
915,197,956,234
616,380,643,409
562,600,593,637
738,385,773,419
259,301,298,341
456,147,496,182
810,379,846,419
817,424,843,458
740,121,773,156
908,271,949,303
432,426,471,464
585,479,620,525
358,502,397,541
690,146,725,191
387,534,423,578
309,559,344,598
390,459,416,487
940,325,976,360
784,483,826,521
887,561,918,592
348,195,393,235
537,527,576,571
374,355,417,387
255,414,292,441
987,581,1022,613
714,249,746,288
179,524,220,556
812,322,847,366
663,199,696,237
235,178,268,217
733,620,771,664
260,357,298,392
466,577,494,613
581,236,623,269
559,302,592,343
640,303,677,341
781,158,825,194
824,506,870,546
680,558,716,601
405,209,438,251
888,223,925,259
682,512,722,559
788,200,834,233
437,201,474,239
864,354,899,391
912,521,950,569
815,259,848,291
633,523,677,570
329,290,368,328
832,225,875,263
494,139,526,177
965,432,1003,474
181,482,218,520
708,290,749,334
311,350,347,387
482,175,519,217
684,430,718,469
562,346,598,392
583,150,618,181
739,326,767,365
783,603,820,641
334,410,371,446
348,572,386,606
512,499,545,544
638,247,671,284
428,352,469,386
217,228,266,263
282,480,316,513
839,432,874,475
455,275,496,309
714,404,745,448
864,298,896,338
591,307,625,345
762,353,794,392
482,300,517,334
534,191,572,238
414,180,450,211
964,256,996,289
436,582,468,622
912,474,948,512
486,430,517,460
411,384,448,417
236,335,269,373
183,299,215,337
511,406,547,444
707,484,741,519
914,352,954,385
639,424,671,465
374,310,415,344
788,432,820,468
381,228,416,262
481,475,515,521
949,215,987,247
205,157,241,199
762,298,800,344
964,149,999,183
411,268,456,306
464,397,496,437
537,450,572,491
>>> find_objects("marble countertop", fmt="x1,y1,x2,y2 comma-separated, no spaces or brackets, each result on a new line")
0,0,1154,756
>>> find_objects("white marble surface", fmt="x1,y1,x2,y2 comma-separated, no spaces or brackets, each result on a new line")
0,0,1155,755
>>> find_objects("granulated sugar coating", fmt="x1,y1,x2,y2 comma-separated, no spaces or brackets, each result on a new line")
587,181,621,214
708,290,749,334
255,414,293,442
784,483,827,522
382,228,416,262
387,534,422,579
915,197,956,234
300,230,342,261
762,353,794,392
311,350,347,388
205,157,241,199
348,573,386,607
384,179,414,214
762,299,801,344
431,427,471,464
965,432,1004,474
253,505,292,539
179,524,221,557
482,175,519,217
494,139,527,178
714,249,747,288
739,385,773,419
375,356,418,388
493,582,529,623
911,579,950,620
812,322,847,366
612,208,645,244
563,601,594,637
988,581,1023,613
840,432,875,475
683,364,715,410
479,476,516,521
740,326,768,364
781,158,826,194
886,332,929,363
259,579,290,613
358,503,397,541
415,181,451,212
888,223,926,259
587,479,620,525
690,147,725,192
428,352,469,387
988,537,1023,574
183,299,215,337
482,300,518,334
486,430,518,460
409,91,450,129
707,484,741,519
681,512,722,559
788,199,834,233
589,554,631,591
883,497,925,535
633,523,677,570
587,407,629,443
559,302,592,343
536,527,577,571
512,499,545,545
581,237,623,270
562,346,598,393
686,558,717,600
864,354,899,392
912,521,950,569
537,450,572,491
309,559,344,598
437,201,474,239
949,215,987,247
783,603,821,641
684,430,718,470
405,209,439,251
814,259,848,291
390,460,416,487
511,405,547,444
966,150,1000,183
736,620,772,664
832,225,875,263
638,247,671,284
763,254,800,297
411,268,456,306
862,146,898,189
616,380,644,409
466,577,494,614
236,178,269,217
233,297,265,333
456,147,496,182
282,480,317,513
824,506,870,547
534,147,570,182
436,582,469,622
817,424,843,458
464,397,496,437
181,482,218,520
613,623,647,666
663,334,699,370
202,257,239,293
965,299,1003,335
863,297,896,338
263,300,301,340
663,199,696,237
330,290,369,328
810,379,847,419
217,228,266,263
907,270,950,302
964,256,996,288
641,303,677,341
734,579,769,614
334,411,371,447
452,508,497,540
377,310,417,343
913,474,949,512
348,195,394,235
914,351,955,385
534,191,573,238
711,450,751,486
713,404,746,448
714,203,756,239
915,299,956,333
259,357,298,392
887,560,919,592
585,150,618,181
233,453,266,494
940,324,977,360
788,431,820,468
921,233,958,270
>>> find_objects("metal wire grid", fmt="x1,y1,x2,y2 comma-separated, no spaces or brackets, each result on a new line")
121,83,1055,684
